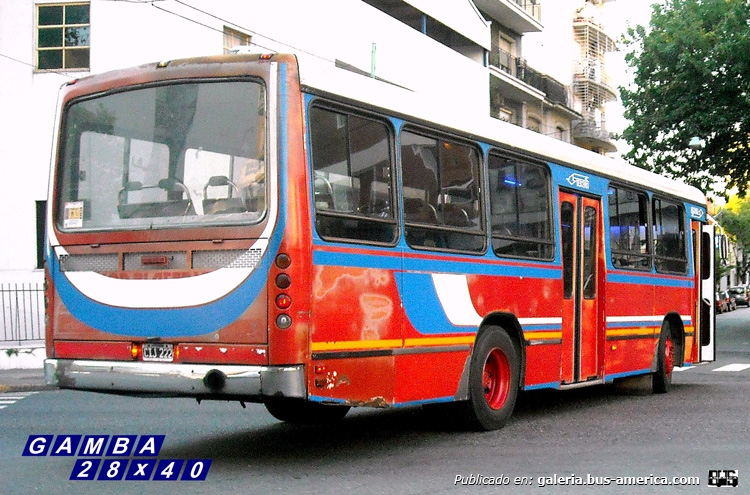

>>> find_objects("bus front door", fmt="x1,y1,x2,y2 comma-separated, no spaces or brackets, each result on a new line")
559,190,602,384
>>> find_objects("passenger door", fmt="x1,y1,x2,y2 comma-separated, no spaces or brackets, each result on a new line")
559,190,602,383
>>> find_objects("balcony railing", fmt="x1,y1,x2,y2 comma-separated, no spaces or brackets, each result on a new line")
573,16,617,53
573,61,615,89
489,47,569,107
572,118,616,152
573,119,611,140
515,0,542,22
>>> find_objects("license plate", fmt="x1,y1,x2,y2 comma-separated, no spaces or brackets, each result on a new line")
142,343,174,362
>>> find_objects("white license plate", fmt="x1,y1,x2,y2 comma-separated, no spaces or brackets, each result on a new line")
142,343,174,362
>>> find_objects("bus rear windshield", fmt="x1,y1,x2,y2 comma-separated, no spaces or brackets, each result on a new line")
57,80,267,232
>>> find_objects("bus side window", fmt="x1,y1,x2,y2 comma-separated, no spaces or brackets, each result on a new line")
400,130,484,253
488,153,553,260
309,105,397,245
608,186,650,270
653,198,688,274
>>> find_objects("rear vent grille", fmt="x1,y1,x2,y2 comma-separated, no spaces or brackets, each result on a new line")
58,249,263,272
192,248,263,270
59,254,119,272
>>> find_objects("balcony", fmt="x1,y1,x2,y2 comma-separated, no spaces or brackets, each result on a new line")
489,48,569,107
474,0,543,33
573,16,617,55
572,60,617,107
572,118,617,153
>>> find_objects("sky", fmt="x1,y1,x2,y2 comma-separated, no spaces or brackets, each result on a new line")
600,0,663,147
522,0,662,153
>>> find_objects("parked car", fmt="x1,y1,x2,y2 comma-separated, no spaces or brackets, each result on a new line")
728,286,749,307
721,290,736,311
727,291,737,311
716,292,729,313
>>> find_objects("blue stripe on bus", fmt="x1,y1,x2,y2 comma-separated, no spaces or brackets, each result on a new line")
524,325,564,332
605,320,663,329
402,254,560,279
607,272,694,288
50,249,273,337
604,369,652,382
308,394,456,407
392,396,455,408
524,381,561,391
398,272,472,334
313,244,561,280
312,249,402,271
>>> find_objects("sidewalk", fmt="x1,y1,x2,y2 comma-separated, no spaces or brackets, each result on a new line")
0,344,51,393
0,368,52,393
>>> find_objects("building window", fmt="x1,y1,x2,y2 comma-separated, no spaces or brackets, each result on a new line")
223,26,251,54
498,109,514,122
527,117,542,133
36,200,46,269
37,3,90,70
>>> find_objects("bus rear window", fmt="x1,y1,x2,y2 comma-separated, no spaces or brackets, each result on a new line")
57,80,266,231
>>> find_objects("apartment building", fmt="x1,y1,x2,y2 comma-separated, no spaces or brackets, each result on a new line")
0,0,619,283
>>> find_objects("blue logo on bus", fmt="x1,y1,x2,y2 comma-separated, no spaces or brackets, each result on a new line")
566,173,590,189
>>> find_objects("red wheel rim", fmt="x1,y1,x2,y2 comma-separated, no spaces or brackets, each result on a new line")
483,348,511,410
664,337,674,376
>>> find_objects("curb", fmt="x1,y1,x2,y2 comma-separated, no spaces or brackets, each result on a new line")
0,383,57,393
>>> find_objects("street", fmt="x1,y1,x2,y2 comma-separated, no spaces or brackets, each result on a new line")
2,310,749,495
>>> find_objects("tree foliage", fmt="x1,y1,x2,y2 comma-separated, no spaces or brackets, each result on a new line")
718,195,750,282
719,194,750,247
620,0,750,197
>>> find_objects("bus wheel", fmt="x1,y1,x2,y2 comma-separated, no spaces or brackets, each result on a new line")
653,324,674,394
264,398,350,424
463,326,520,431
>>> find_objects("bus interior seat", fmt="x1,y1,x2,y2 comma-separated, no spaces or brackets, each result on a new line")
403,197,438,224
117,179,196,218
202,175,246,214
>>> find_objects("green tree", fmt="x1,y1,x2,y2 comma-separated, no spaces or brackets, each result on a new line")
721,195,750,247
718,195,750,281
620,0,750,197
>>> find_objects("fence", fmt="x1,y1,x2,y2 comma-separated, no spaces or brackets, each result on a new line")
1,283,44,345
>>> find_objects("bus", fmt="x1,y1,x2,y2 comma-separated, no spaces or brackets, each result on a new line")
44,53,715,430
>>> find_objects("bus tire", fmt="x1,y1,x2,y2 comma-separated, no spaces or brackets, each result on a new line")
463,326,520,431
653,323,674,394
264,398,350,424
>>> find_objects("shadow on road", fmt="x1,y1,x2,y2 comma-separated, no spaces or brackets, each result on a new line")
158,380,711,467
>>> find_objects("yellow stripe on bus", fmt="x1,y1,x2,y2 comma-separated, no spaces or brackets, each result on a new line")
404,336,475,347
310,339,403,352
312,336,477,352
312,331,568,352
523,331,563,340
606,327,659,338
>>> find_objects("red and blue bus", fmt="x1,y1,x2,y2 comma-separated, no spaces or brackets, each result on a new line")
44,53,715,430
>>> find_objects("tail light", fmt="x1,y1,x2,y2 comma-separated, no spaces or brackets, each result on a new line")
274,253,292,330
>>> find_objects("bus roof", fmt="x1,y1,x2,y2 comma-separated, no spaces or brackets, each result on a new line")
295,54,706,206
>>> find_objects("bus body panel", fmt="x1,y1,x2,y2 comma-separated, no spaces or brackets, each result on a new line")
43,53,714,424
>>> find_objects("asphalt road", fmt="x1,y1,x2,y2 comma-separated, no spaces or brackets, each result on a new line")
2,310,749,495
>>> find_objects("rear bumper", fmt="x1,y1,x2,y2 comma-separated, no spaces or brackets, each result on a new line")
44,359,305,399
